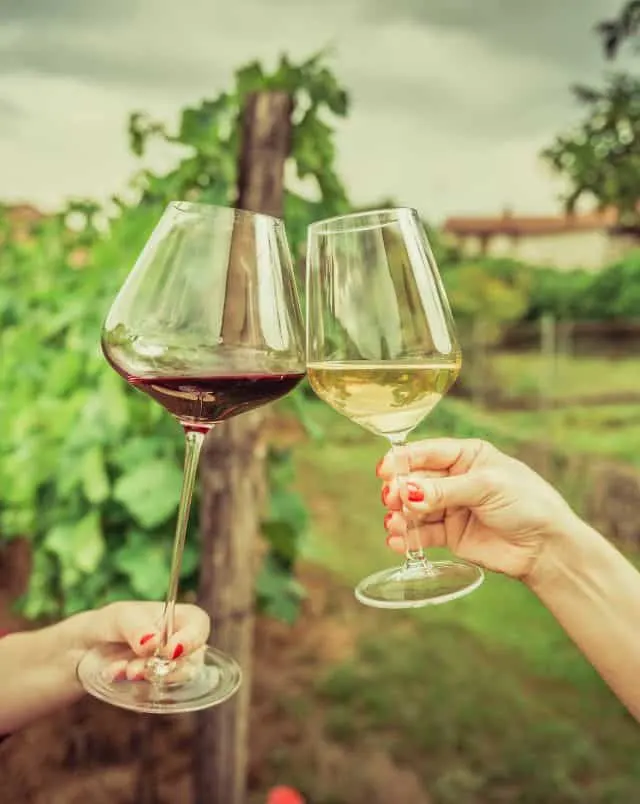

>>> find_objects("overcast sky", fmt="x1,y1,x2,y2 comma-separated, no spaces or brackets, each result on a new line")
0,0,635,222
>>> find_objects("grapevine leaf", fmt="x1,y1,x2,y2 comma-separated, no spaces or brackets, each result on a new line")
113,530,170,599
81,446,110,504
113,459,183,528
44,512,105,574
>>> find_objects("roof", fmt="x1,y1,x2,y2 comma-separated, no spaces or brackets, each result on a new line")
443,207,620,237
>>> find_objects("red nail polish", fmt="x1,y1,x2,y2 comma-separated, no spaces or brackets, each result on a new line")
375,458,384,477
132,671,147,682
407,483,424,502
381,484,390,505
383,512,393,529
172,643,184,660
139,633,155,646
112,668,127,682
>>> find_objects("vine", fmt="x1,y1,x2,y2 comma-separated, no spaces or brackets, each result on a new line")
0,53,349,621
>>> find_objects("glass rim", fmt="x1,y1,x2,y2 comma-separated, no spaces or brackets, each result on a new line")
308,206,419,234
170,201,284,227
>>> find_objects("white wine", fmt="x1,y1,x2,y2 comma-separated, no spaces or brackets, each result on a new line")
307,359,461,439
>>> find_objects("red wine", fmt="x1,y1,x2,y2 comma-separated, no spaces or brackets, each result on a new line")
114,368,304,431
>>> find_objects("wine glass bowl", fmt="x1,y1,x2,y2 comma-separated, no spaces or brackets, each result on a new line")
78,202,305,713
305,207,484,609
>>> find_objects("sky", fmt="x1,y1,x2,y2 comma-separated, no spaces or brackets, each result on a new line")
0,0,636,223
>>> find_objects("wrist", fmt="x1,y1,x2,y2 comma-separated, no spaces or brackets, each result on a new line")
524,515,604,596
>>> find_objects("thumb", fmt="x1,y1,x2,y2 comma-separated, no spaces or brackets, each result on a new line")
404,472,489,513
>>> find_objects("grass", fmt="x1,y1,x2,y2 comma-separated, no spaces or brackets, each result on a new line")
492,351,640,400
289,398,640,803
494,405,640,468
465,350,640,467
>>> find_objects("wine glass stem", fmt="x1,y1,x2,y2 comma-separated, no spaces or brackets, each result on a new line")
152,428,205,676
390,439,434,573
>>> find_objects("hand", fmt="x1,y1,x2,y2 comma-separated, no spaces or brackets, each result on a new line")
379,438,582,582
75,601,210,681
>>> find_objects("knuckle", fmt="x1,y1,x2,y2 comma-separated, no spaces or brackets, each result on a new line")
476,467,504,495
470,438,494,457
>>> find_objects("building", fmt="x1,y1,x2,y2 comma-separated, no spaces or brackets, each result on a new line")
442,207,640,271
1,203,46,243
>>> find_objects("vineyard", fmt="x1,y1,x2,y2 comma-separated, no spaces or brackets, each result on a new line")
2,46,640,804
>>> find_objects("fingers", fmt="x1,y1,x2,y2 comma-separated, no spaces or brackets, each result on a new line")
99,601,164,657
376,438,492,480
98,601,210,660
382,470,448,511
164,603,210,661
383,513,447,553
398,473,491,514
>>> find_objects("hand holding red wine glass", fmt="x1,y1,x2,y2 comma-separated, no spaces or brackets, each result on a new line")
77,202,305,714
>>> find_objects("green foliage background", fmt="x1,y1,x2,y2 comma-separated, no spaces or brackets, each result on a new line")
0,54,349,621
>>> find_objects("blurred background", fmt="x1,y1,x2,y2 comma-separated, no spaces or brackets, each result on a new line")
1,0,640,802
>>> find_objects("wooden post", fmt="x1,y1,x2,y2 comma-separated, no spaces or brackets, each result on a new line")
470,318,489,407
539,312,557,412
194,91,293,804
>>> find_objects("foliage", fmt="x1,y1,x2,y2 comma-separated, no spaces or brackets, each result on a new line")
524,250,640,321
541,74,640,223
523,266,593,321
580,249,640,318
439,249,640,327
598,0,640,58
0,53,349,620
127,52,349,263
444,258,532,343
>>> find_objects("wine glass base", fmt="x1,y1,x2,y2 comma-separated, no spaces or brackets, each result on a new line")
354,559,484,610
77,643,242,714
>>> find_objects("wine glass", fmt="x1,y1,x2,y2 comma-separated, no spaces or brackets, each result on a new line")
305,207,484,609
77,202,305,713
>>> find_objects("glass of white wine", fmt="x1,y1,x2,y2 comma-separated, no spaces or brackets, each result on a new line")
305,207,484,609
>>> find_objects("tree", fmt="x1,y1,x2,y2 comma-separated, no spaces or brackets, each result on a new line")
598,1,640,58
541,74,640,224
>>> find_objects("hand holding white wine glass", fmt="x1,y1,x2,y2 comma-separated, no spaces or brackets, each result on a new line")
77,202,305,713
305,207,484,608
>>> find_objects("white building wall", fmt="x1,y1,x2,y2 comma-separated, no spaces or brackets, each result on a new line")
452,230,637,271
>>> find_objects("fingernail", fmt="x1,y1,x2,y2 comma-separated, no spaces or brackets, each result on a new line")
381,484,390,505
112,668,127,682
132,671,147,682
172,643,184,660
383,512,393,529
139,633,155,646
375,458,384,477
407,482,424,502
386,535,404,550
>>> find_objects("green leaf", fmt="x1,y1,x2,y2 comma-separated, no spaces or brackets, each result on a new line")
261,521,299,564
113,458,183,528
256,555,306,624
266,486,308,534
114,530,170,599
81,446,110,504
44,512,105,574
18,551,60,620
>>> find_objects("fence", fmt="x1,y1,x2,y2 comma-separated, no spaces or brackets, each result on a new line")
457,316,640,411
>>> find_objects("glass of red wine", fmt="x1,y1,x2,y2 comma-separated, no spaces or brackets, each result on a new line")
77,202,305,714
